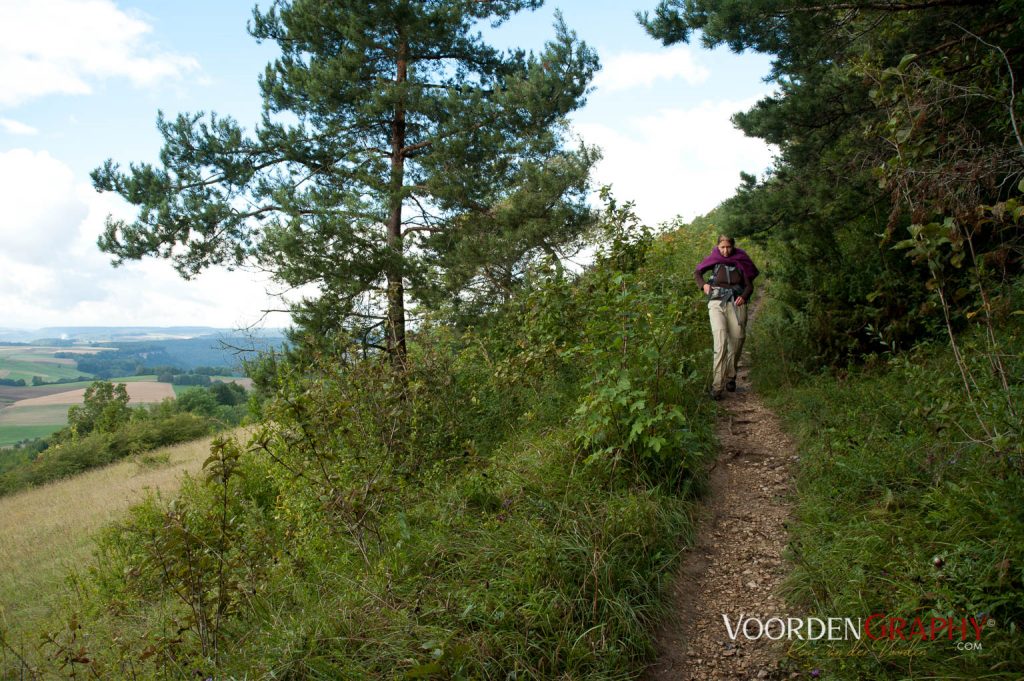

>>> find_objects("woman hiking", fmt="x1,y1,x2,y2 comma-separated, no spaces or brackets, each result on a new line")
694,235,760,400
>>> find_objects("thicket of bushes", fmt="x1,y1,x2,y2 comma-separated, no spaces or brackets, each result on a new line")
2,207,721,679
750,277,1024,679
0,413,213,496
0,382,249,497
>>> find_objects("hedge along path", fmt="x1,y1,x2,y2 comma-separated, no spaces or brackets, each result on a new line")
646,300,797,680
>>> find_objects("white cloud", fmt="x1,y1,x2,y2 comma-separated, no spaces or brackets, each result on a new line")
0,149,291,329
0,0,199,108
594,45,710,93
0,148,86,263
0,117,38,135
575,98,777,225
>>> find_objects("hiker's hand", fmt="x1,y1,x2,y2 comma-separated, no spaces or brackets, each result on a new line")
735,296,745,306
703,284,711,295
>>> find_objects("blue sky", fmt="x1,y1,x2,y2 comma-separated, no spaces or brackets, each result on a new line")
0,0,775,330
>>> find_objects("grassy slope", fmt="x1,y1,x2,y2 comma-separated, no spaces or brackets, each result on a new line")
0,431,238,640
0,226,724,679
750,297,1024,679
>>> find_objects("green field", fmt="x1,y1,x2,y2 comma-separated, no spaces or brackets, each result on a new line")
0,405,70,447
0,346,105,384
0,405,70,426
0,424,64,447
0,357,89,383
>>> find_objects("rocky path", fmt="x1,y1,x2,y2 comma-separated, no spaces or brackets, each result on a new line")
645,333,799,680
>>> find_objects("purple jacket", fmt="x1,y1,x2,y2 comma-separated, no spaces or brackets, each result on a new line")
694,247,759,300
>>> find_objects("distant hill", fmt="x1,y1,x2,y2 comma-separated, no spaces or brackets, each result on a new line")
0,328,287,374
102,335,285,372
0,327,285,344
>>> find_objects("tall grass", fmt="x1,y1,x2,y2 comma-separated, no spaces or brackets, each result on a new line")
750,295,1024,679
0,433,233,644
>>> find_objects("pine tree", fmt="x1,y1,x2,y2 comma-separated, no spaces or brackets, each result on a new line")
93,0,599,361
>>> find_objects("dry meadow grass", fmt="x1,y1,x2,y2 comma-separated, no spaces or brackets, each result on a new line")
0,429,247,637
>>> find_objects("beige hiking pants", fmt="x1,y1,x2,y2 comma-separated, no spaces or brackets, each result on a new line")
708,299,748,392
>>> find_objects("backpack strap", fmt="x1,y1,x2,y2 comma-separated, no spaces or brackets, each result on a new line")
711,263,743,294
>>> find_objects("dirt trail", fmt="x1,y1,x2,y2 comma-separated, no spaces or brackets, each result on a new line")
645,318,798,680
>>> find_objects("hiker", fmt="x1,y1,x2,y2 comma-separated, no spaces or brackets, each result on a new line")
694,235,760,400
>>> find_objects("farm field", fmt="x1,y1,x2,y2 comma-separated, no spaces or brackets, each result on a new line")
0,345,107,383
10,380,175,407
0,357,87,384
0,375,159,409
0,424,62,447
0,405,70,447
0,430,244,639
0,376,168,447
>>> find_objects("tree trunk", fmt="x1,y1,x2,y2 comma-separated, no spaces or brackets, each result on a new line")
386,35,408,365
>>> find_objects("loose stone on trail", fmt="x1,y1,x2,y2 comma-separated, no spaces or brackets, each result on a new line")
644,300,798,680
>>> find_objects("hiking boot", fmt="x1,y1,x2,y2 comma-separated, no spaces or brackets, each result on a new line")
709,389,723,401
726,378,737,392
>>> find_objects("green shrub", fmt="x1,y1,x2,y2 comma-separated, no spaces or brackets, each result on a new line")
27,207,724,679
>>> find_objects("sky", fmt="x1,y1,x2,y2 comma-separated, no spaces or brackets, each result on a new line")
0,0,776,331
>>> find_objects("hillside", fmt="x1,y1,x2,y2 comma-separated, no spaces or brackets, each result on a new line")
0,214,726,679
0,432,235,641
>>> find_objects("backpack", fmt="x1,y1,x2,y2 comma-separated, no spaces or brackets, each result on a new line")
707,263,744,301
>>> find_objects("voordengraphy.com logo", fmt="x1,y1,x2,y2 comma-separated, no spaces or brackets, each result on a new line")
722,614,989,642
